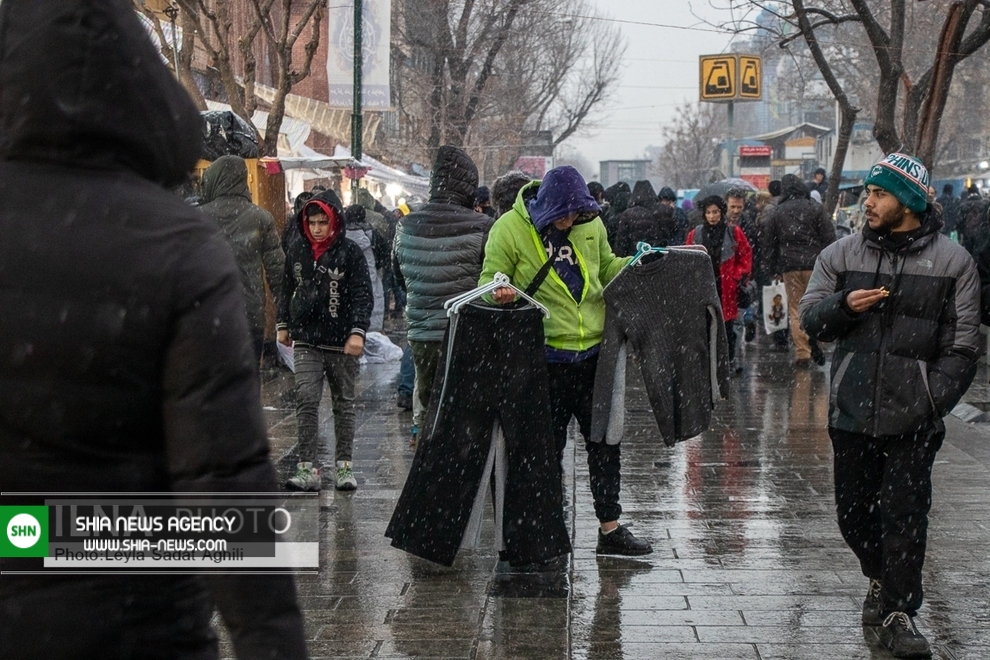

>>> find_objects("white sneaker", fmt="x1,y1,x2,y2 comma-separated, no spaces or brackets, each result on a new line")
335,461,357,491
286,462,321,492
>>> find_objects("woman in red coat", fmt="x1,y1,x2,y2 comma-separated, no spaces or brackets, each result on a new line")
686,195,752,374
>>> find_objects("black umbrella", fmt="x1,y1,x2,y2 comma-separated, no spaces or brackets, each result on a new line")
693,178,759,202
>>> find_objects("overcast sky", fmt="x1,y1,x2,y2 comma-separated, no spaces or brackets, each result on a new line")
566,1,738,168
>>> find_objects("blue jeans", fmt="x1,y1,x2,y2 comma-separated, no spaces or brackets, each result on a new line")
398,344,414,396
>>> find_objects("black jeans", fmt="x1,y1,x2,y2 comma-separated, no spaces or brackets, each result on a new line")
547,354,622,523
830,425,944,617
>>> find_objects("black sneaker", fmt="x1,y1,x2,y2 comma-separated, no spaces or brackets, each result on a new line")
879,612,931,658
396,391,413,410
744,321,756,342
596,524,652,556
862,578,883,626
810,340,827,366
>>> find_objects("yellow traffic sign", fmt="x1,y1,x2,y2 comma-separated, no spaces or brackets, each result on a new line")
700,55,736,100
739,56,762,99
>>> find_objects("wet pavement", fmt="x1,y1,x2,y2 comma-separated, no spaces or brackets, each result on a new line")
222,323,990,659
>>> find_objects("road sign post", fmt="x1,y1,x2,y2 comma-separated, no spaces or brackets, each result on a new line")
700,55,737,101
700,54,762,102
739,56,762,100
699,54,762,179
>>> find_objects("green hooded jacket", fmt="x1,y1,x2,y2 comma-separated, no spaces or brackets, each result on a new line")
479,180,630,352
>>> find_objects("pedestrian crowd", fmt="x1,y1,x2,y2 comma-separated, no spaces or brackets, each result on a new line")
4,2,990,658
265,143,990,660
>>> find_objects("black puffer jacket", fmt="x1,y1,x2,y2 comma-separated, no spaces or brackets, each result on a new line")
277,191,373,349
393,146,494,342
199,155,285,338
762,174,836,274
799,213,980,437
0,2,306,658
612,180,677,256
936,192,961,234
959,194,990,257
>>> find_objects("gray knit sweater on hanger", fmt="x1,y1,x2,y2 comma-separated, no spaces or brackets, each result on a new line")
590,249,730,446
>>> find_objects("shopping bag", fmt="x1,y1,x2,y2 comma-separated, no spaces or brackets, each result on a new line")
762,280,788,334
276,341,295,373
360,332,404,364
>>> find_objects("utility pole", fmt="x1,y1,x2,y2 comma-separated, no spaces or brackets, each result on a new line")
727,101,734,178
163,4,180,78
351,0,363,193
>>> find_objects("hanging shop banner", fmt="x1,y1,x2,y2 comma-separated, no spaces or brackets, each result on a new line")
328,0,392,110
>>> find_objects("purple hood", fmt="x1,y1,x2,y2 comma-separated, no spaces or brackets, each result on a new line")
527,166,601,232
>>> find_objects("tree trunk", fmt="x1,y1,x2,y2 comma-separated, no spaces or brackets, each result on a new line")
900,70,929,155
915,2,969,171
853,0,905,154
178,11,206,110
263,80,291,157
426,53,446,163
825,106,856,216
791,0,859,216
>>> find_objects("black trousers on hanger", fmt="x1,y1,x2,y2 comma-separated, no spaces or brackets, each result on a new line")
386,303,571,566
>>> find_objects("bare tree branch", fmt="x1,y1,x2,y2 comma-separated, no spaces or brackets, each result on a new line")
791,0,858,214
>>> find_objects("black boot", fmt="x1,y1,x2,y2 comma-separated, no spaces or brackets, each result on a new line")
862,578,882,626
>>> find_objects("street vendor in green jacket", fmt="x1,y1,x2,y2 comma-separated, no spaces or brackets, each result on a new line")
481,165,652,556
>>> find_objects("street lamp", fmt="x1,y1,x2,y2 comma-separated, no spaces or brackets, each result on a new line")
162,4,179,77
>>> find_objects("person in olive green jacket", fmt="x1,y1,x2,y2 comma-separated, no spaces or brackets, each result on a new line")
481,165,653,556
200,155,285,363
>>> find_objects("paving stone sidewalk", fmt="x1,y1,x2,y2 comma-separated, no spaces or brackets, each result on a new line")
221,332,990,659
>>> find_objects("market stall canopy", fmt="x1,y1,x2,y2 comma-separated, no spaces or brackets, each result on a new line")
331,145,430,198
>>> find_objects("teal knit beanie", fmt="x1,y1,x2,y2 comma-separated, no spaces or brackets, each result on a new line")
863,153,930,213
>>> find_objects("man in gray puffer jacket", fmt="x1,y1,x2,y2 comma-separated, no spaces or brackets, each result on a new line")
393,146,495,444
800,153,980,659
200,155,285,362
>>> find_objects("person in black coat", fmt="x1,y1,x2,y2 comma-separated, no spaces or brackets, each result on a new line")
601,181,631,246
658,186,690,245
0,2,307,658
958,186,989,257
761,174,835,366
935,184,961,236
808,167,829,197
612,180,677,256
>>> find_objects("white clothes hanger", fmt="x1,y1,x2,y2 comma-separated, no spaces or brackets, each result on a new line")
443,272,550,318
